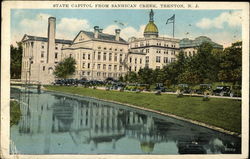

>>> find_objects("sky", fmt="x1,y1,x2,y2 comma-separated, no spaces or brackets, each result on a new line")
11,9,242,48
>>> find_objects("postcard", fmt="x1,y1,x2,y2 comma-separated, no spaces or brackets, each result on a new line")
1,1,249,159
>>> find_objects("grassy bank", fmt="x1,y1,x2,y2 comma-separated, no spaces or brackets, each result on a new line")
10,100,21,126
45,86,241,134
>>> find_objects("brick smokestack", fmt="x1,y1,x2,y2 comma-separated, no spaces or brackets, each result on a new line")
115,29,121,41
47,17,56,63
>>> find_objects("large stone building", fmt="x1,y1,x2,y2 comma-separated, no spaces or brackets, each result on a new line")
179,36,223,57
20,10,223,84
128,10,179,72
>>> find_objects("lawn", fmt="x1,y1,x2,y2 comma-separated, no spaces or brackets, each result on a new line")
45,86,241,134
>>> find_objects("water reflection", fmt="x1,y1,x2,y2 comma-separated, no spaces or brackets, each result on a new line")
10,88,241,154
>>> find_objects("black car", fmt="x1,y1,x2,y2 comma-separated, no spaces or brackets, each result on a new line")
213,86,231,96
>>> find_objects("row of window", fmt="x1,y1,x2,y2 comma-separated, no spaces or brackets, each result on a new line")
156,56,176,63
81,71,124,78
184,51,196,56
82,63,124,71
81,52,124,62
97,46,123,52
132,42,177,48
41,51,58,59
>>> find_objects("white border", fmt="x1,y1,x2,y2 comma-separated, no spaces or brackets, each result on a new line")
1,1,249,159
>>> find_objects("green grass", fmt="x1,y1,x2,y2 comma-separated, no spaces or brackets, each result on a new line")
10,100,21,126
45,86,241,134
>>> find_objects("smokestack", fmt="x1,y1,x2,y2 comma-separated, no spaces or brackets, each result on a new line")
94,26,99,38
115,29,121,41
47,17,56,63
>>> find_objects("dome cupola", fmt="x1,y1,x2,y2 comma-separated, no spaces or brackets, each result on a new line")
144,9,159,38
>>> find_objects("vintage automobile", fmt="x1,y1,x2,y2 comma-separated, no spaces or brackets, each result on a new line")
213,86,231,96
178,84,191,94
230,85,241,97
155,83,167,92
195,84,213,95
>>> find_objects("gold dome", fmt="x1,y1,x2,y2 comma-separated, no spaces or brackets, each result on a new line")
144,9,159,37
144,22,158,34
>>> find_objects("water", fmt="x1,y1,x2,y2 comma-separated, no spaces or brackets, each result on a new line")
10,87,241,154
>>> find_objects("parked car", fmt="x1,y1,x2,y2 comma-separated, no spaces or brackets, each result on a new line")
155,83,166,92
230,85,241,97
213,86,231,96
196,84,212,95
178,84,191,94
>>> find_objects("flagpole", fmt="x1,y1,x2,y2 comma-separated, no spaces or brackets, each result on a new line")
173,15,175,38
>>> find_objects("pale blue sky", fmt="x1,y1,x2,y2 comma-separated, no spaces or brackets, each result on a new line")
11,9,242,47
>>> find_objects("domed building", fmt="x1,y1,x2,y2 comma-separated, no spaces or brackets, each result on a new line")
127,9,180,72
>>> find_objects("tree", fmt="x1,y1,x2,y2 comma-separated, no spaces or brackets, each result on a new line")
124,71,138,83
53,57,76,79
218,41,242,84
137,67,154,84
10,42,22,79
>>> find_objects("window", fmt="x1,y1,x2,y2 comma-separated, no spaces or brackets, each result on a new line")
41,51,44,58
129,66,131,71
114,53,117,61
97,64,101,69
55,46,58,50
43,66,45,71
104,47,107,50
97,72,101,76
87,72,90,75
82,53,85,59
103,72,106,77
119,54,123,62
82,71,85,75
156,56,161,63
164,50,168,54
140,58,142,64
108,73,112,77
87,63,90,69
88,54,91,60
103,53,107,61
114,65,117,71
82,63,85,68
146,41,149,46
164,57,168,63
55,52,58,59
146,49,149,53
171,58,176,62
41,45,44,49
119,65,122,71
103,64,106,70
98,52,101,60
156,66,160,69
108,65,112,70
115,48,117,51
130,57,132,63
134,66,137,72
70,54,72,58
98,46,101,49
120,49,123,52
146,56,149,63
109,53,112,61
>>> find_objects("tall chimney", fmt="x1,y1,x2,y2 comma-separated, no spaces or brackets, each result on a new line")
47,17,56,63
115,29,121,41
94,26,99,39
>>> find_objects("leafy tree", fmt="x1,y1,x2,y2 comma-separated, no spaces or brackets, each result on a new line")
124,71,138,83
218,41,242,84
53,57,76,79
137,67,154,84
10,42,22,79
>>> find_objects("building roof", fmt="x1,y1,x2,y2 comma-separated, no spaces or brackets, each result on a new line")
22,34,73,44
144,22,159,34
76,30,127,44
180,36,223,49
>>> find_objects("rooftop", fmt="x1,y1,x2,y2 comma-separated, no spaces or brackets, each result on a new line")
22,34,73,44
180,36,223,49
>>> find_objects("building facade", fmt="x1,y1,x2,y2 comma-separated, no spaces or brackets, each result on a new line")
179,36,223,57
128,10,180,72
20,10,223,84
